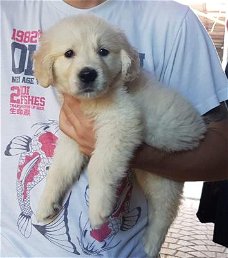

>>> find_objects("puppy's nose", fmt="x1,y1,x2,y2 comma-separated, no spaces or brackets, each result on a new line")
78,67,98,83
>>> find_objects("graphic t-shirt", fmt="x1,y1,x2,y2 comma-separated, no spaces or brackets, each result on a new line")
1,0,228,257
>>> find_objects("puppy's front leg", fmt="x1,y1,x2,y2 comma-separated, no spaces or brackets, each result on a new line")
88,128,140,229
87,151,122,229
36,132,86,223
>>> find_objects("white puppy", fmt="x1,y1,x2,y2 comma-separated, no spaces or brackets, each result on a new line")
34,15,206,258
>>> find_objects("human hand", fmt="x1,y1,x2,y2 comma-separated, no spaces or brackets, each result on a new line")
59,94,96,156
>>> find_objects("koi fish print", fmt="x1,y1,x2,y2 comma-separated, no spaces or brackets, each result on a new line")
5,120,59,238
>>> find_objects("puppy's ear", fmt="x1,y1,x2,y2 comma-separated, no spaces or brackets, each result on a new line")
33,40,54,87
120,47,140,82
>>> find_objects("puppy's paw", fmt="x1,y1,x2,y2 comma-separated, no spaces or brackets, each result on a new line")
89,205,113,229
36,199,62,223
89,193,113,229
88,182,115,229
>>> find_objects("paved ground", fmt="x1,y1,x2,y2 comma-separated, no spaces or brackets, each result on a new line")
160,199,228,258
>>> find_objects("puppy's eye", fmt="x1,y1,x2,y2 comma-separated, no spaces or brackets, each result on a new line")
98,48,109,57
64,49,75,58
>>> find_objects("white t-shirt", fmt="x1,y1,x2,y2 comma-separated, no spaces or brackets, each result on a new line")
1,0,227,257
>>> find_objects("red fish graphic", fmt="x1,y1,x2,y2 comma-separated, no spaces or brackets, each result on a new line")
5,120,58,238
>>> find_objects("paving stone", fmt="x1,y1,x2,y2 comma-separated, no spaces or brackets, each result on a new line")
182,226,196,232
178,246,195,252
160,247,176,255
201,251,216,257
180,222,195,228
169,227,181,234
181,235,195,241
170,233,184,239
172,224,185,229
162,242,169,248
191,234,208,240
168,243,182,250
164,236,178,244
191,239,207,245
188,251,208,257
191,245,208,252
180,230,197,236
194,225,211,231
176,240,193,247
215,253,228,258
207,245,227,252
175,251,195,257
202,240,218,246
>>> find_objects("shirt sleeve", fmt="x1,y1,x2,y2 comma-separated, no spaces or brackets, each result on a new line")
161,8,228,115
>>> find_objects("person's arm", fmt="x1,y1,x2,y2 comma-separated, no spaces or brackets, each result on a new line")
132,101,228,182
59,95,228,182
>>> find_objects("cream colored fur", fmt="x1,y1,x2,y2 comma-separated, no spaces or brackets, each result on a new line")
34,15,206,258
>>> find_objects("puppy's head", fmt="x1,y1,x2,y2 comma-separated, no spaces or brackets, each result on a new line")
33,14,140,99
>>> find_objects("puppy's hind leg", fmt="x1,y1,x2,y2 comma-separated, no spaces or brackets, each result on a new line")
36,133,86,223
135,170,183,258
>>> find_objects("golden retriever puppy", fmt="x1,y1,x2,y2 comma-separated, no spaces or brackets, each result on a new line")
34,14,206,258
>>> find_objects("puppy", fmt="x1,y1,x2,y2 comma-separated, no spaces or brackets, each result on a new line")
34,14,206,258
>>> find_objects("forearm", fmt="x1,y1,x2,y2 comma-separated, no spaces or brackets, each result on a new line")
132,119,228,182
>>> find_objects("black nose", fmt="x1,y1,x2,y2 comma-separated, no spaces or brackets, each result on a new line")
78,67,98,83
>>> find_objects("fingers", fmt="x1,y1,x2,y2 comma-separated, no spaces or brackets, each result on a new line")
61,100,82,133
59,94,96,156
59,107,77,140
62,94,82,120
